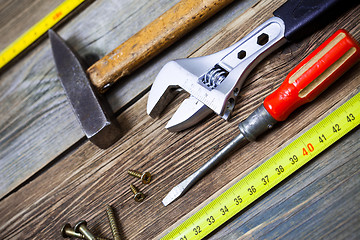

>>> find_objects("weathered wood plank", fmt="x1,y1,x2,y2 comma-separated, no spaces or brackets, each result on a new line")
209,128,360,239
0,0,64,50
0,86,358,239
0,0,258,198
0,1,358,239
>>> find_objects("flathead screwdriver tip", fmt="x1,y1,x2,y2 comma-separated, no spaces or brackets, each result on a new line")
162,134,249,206
162,186,184,206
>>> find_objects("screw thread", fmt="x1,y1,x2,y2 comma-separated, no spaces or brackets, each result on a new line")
106,205,121,240
128,170,142,179
130,184,139,194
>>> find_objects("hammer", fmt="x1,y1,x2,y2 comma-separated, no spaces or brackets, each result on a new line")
50,0,234,148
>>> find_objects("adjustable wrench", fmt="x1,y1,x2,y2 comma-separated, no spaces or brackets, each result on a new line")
147,0,356,131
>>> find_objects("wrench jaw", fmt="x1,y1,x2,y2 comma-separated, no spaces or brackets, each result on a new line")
148,17,287,131
147,55,222,119
164,58,260,131
165,96,213,132
147,42,235,120
147,61,182,118
164,54,264,128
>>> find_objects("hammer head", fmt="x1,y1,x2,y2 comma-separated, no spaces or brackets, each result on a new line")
49,30,121,149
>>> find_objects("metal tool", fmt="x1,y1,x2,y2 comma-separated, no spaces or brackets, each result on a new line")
162,29,360,206
161,91,360,239
147,0,356,132
49,30,121,149
49,0,235,148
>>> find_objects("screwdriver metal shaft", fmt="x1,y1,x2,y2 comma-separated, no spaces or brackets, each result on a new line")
163,134,249,206
162,104,276,206
162,29,360,206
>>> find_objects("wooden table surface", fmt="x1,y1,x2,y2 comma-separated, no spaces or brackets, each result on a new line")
0,0,359,239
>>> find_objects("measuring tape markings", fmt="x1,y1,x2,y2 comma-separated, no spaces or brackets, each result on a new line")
162,92,359,240
0,0,85,69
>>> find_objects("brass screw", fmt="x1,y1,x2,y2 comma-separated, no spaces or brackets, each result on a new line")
61,222,110,240
130,184,145,202
61,223,85,239
74,220,96,240
106,205,121,240
127,170,152,184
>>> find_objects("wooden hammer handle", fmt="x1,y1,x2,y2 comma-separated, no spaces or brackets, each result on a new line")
87,0,234,92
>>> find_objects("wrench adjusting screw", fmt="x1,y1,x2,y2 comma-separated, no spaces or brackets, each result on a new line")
130,184,145,202
127,170,151,184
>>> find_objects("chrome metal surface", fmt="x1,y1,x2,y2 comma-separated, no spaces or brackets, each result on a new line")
148,17,287,131
165,96,213,132
238,104,277,141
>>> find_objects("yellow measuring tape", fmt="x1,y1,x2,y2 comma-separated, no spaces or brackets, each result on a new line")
162,92,360,240
0,0,85,69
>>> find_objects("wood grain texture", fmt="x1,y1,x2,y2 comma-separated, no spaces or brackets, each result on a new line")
0,1,359,239
0,84,358,239
159,106,360,240
210,126,360,239
0,0,258,198
0,0,64,50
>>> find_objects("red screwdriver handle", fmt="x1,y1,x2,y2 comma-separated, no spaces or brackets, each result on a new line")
264,29,360,121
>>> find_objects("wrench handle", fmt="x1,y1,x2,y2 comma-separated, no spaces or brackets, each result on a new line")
263,29,360,122
87,0,234,92
274,0,356,42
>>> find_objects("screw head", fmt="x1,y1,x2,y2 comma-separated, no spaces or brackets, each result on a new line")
61,223,85,239
141,172,152,184
134,192,145,202
74,220,87,232
61,223,72,238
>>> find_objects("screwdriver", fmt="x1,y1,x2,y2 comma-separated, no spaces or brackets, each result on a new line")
162,29,360,206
